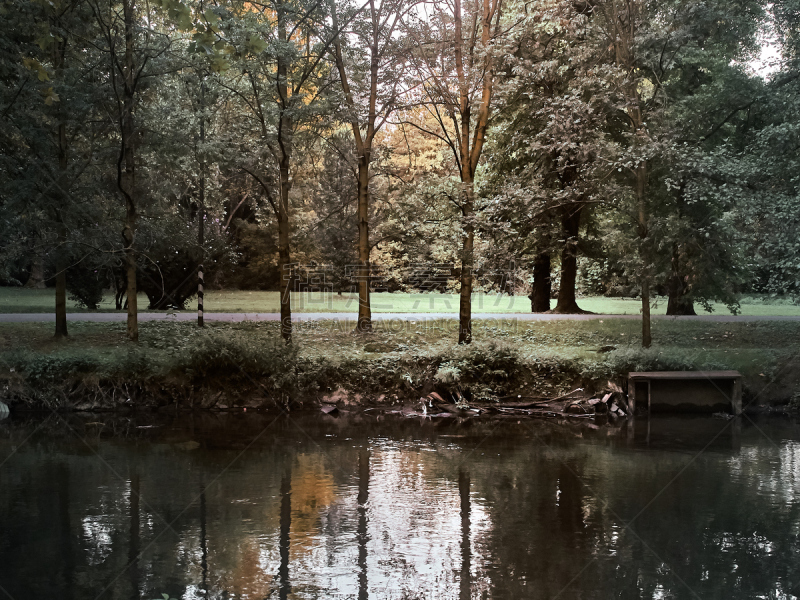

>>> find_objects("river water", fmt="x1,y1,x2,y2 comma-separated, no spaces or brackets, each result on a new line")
1,411,799,599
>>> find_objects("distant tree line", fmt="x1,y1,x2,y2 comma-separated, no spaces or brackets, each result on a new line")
1,0,798,346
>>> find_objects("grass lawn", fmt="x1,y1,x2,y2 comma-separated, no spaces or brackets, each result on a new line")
2,287,800,316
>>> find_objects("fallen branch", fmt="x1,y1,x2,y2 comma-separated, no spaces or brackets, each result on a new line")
552,388,584,401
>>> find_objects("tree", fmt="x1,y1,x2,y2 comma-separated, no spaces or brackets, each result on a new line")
329,0,415,332
653,0,764,315
147,50,232,316
591,0,764,344
484,0,621,315
590,0,656,346
222,0,335,342
0,0,112,336
90,0,173,341
303,131,359,294
736,0,800,297
405,0,506,343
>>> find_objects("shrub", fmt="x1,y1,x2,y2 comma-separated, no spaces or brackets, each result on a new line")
596,347,729,380
21,352,102,384
66,264,106,309
178,330,300,397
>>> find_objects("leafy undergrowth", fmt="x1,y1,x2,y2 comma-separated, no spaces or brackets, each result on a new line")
1,319,798,410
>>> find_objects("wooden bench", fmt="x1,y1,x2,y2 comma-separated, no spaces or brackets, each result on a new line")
628,371,742,415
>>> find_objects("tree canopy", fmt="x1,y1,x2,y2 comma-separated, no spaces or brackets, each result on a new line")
0,0,794,346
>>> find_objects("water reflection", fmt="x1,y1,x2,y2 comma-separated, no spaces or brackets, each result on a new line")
199,484,208,595
0,413,799,599
279,467,291,600
458,469,471,600
129,473,139,600
57,463,75,600
357,449,369,600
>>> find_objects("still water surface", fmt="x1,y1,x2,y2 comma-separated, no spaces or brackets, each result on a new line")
1,412,800,599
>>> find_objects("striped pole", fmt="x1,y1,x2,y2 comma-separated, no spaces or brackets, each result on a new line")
197,77,206,328
198,263,204,327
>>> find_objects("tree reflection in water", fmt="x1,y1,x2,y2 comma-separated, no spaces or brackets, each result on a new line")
279,466,292,600
0,413,799,599
199,483,208,596
458,469,471,600
357,449,369,600
128,472,140,600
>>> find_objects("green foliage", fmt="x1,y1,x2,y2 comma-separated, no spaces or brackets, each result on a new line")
179,329,299,395
0,0,796,351
436,342,518,385
9,346,156,385
3,318,799,409
136,211,233,309
434,363,461,384
17,351,103,384
789,391,800,412
66,264,106,310
599,347,724,376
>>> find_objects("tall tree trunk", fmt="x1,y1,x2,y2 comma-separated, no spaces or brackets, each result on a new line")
458,183,475,344
553,206,584,313
54,126,69,338
120,0,138,342
329,3,379,334
409,0,497,342
356,155,371,332
277,0,293,342
454,0,472,345
123,163,138,344
278,178,292,342
453,0,496,344
529,251,551,312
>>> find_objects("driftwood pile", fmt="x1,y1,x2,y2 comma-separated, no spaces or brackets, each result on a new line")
485,383,629,420
326,382,630,420
564,393,628,418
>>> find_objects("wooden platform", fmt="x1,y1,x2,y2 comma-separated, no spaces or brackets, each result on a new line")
628,371,742,415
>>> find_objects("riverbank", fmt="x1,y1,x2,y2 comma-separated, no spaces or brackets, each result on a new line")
1,318,798,412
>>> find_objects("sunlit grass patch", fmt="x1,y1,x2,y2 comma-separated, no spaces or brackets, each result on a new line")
3,287,800,316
